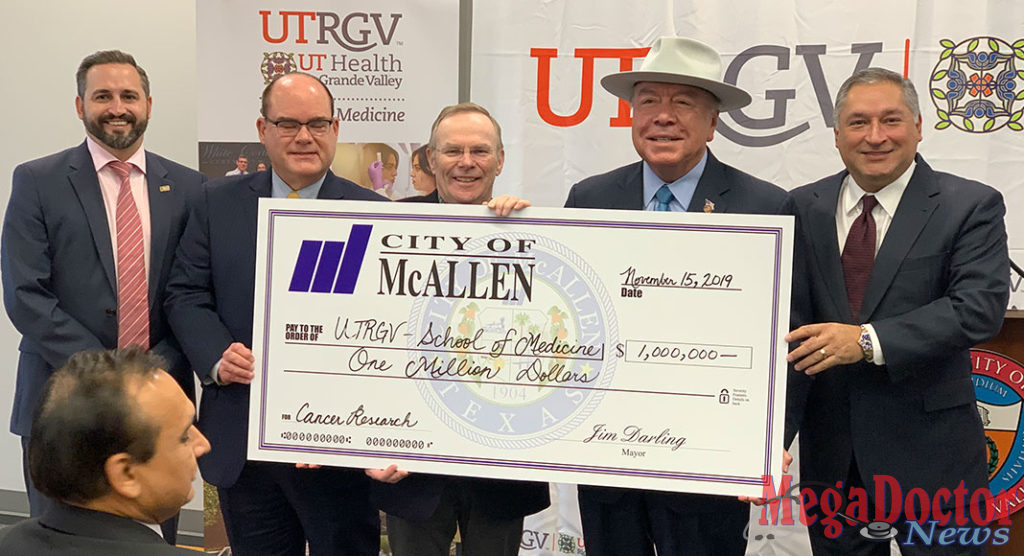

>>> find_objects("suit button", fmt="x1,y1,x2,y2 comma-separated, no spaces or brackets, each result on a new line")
106,309,117,317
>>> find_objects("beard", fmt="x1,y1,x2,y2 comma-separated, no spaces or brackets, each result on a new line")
84,112,148,151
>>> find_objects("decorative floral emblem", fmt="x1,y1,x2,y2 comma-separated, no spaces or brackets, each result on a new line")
557,533,576,554
261,52,296,84
929,37,1024,132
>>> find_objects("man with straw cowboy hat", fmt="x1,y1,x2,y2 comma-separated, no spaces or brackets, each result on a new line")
564,36,789,556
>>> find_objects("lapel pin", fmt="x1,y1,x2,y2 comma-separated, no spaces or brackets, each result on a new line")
703,199,715,213
159,185,171,192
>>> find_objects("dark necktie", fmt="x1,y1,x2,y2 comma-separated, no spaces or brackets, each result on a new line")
841,195,878,320
107,161,150,349
655,184,674,211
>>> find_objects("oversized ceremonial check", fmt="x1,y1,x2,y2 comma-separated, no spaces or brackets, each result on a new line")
248,200,792,497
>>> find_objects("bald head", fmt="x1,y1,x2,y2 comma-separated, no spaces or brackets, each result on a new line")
261,72,335,118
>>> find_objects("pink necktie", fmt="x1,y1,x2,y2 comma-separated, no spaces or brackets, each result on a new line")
107,161,150,349
841,195,878,320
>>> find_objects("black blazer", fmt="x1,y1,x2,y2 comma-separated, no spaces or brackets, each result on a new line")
397,190,440,203
165,170,387,488
0,503,194,555
786,155,1008,498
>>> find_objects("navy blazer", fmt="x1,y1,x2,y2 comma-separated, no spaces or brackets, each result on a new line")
370,188,551,522
565,151,789,214
565,150,789,513
165,170,387,488
786,155,1008,498
2,142,203,436
0,503,193,555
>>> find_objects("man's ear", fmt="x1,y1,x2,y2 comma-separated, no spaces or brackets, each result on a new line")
495,148,505,176
104,453,142,499
257,117,268,143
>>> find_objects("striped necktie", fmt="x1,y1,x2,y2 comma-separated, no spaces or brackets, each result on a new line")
107,160,149,349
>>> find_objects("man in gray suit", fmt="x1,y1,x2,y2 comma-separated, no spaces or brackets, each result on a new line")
1,50,204,531
564,36,788,556
0,347,210,555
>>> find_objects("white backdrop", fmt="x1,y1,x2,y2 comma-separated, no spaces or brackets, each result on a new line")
1,2,1021,554
471,0,1024,310
0,2,202,510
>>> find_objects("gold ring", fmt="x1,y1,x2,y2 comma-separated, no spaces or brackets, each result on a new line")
819,348,828,358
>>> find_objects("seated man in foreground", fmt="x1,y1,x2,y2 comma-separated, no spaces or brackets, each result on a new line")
0,347,210,555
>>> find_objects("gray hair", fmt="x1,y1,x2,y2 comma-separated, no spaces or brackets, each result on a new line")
834,67,920,119
427,102,503,151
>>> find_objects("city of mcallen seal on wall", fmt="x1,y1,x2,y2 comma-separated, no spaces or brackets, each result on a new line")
408,233,617,449
972,348,1024,516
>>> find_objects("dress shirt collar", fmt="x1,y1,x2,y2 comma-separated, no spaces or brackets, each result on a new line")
641,150,708,212
271,171,327,199
840,161,916,219
86,135,147,175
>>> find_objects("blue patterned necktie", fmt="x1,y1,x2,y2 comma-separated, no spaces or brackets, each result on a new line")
655,184,674,211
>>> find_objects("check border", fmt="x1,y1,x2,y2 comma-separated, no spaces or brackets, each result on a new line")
256,209,785,489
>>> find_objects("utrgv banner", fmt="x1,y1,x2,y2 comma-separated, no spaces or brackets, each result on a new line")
471,0,1024,309
197,0,458,200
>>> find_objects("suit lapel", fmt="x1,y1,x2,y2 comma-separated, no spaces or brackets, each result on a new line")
317,172,349,200
807,173,852,322
67,143,117,292
245,172,273,241
619,163,645,209
688,151,729,213
859,161,938,321
145,153,174,309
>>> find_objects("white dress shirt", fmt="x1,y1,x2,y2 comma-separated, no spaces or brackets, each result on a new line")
834,161,916,365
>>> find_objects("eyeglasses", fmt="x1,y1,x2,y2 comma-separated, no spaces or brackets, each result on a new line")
265,117,334,137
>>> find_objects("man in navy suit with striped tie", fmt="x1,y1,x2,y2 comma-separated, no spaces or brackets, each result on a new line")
2,51,204,544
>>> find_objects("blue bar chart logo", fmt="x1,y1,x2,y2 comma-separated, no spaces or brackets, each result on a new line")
288,224,373,294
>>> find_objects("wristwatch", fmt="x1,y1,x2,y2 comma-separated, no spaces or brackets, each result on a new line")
858,325,874,362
